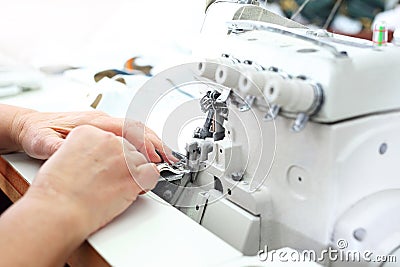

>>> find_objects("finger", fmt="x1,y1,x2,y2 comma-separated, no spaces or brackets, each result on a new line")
158,142,178,163
131,163,159,191
70,111,124,136
120,125,158,162
145,131,178,163
50,126,72,138
30,134,65,160
123,121,147,153
94,117,124,136
143,139,162,163
44,136,65,156
121,137,137,153
123,120,170,163
141,123,177,162
126,150,149,168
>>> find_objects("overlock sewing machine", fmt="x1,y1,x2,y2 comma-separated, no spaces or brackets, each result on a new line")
127,1,400,266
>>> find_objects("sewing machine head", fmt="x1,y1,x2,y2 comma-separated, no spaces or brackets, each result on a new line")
126,1,400,266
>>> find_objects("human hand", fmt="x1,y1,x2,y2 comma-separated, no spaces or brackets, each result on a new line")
27,125,159,234
12,110,177,162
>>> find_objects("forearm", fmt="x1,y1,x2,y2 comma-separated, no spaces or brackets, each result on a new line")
0,104,35,154
0,191,87,267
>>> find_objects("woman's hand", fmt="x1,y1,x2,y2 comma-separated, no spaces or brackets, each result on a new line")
0,125,160,267
12,110,177,162
28,125,160,233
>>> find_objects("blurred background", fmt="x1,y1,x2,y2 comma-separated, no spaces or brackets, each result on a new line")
1,0,399,71
0,0,399,114
0,0,204,69
1,0,399,68
266,0,400,40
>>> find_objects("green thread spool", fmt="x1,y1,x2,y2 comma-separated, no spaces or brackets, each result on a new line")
373,21,388,46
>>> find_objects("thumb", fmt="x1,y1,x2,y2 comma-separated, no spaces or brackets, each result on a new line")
132,163,159,191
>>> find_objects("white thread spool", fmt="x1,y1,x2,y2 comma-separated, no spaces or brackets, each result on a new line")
264,78,315,112
215,63,253,88
196,58,234,80
238,70,283,96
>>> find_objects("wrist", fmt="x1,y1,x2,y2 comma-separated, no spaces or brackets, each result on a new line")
0,105,35,154
0,187,91,265
24,185,91,244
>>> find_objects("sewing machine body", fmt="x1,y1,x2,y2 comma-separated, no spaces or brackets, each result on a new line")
145,2,400,266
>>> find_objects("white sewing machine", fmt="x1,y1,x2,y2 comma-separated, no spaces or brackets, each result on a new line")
125,1,400,266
